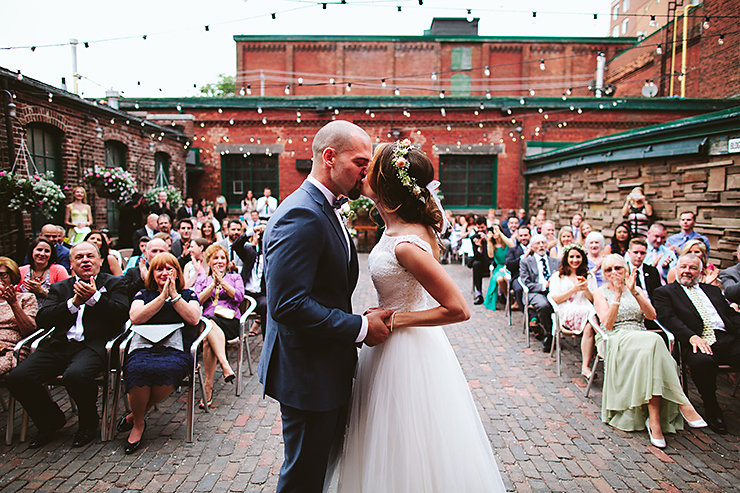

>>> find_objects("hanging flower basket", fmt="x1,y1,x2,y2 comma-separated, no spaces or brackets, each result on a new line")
83,166,137,203
144,185,183,209
0,171,66,218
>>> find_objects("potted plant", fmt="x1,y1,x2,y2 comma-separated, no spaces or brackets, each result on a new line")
0,171,66,218
83,165,138,203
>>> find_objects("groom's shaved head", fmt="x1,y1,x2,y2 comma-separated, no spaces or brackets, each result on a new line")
312,120,368,168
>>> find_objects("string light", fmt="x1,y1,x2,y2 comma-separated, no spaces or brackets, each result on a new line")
47,92,53,102
539,59,546,71
656,43,663,55
257,107,263,114
397,6,402,12
346,82,352,92
529,89,536,96
394,87,400,96
329,77,335,85
440,108,446,116
649,15,657,27
431,72,437,81
204,25,209,32
439,90,445,99
719,35,725,45
297,77,303,85
532,11,536,18
593,13,598,20
217,107,223,113
381,78,387,87
484,66,490,76
247,84,252,95
262,117,267,124
229,118,234,125
703,17,710,30
239,87,245,96
486,90,491,99
285,85,291,95
271,13,276,19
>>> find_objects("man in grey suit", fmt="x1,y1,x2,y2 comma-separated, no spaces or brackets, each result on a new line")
719,244,740,304
258,120,392,492
520,234,560,352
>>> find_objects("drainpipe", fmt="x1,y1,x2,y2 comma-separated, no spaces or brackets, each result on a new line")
595,52,606,98
680,4,700,98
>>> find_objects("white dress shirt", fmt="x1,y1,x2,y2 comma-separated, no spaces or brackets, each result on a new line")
681,284,726,332
256,195,279,219
306,176,367,343
628,261,650,303
534,253,550,287
66,277,107,342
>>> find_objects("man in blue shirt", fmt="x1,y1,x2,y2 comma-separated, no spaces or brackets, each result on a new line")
40,224,70,273
667,211,710,253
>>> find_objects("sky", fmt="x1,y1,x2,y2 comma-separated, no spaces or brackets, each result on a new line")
1,0,614,99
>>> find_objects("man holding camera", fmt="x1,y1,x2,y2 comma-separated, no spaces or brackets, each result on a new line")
232,225,267,336
468,217,492,305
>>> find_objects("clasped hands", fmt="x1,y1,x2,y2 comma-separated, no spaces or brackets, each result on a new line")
362,306,394,347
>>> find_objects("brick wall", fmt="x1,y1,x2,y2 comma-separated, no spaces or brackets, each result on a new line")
526,155,740,268
0,84,188,256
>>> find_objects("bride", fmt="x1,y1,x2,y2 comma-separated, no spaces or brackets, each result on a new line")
328,140,506,492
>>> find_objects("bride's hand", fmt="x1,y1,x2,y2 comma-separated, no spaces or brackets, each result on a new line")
363,306,385,315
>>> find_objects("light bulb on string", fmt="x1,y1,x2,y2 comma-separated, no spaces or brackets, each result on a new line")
334,109,340,115
520,98,525,105
229,119,234,125
239,87,245,96
539,59,546,71
346,83,351,92
381,78,387,87
218,108,223,113
474,110,479,116
486,90,491,99
297,77,303,85
656,43,663,55
480,103,485,110
529,89,535,96
257,107,263,114
394,87,400,96
431,72,437,81
262,117,267,124
440,108,446,117
247,85,252,95
439,90,445,99
329,77,335,85
446,125,451,131
484,66,490,76
577,108,582,114
718,35,724,45
566,88,572,95
703,17,710,30
285,85,291,95
649,15,657,27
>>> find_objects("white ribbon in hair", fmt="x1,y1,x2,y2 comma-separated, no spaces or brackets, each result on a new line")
426,180,448,235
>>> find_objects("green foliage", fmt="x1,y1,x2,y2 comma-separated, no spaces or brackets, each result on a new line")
0,171,66,218
199,74,236,97
144,185,183,209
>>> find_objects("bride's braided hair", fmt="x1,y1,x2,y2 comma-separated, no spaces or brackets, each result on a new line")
367,142,443,233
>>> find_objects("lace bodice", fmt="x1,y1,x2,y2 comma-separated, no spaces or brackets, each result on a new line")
368,233,435,312
600,286,645,332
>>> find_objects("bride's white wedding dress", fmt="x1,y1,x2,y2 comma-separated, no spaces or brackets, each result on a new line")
330,233,506,492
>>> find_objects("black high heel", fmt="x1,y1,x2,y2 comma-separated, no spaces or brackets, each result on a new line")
124,422,146,455
116,414,133,434
224,373,235,384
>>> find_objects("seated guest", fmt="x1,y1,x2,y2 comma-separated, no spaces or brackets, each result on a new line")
0,257,38,376
124,239,169,300
153,232,173,251
550,227,575,259
199,220,219,244
40,224,70,273
171,219,193,259
500,211,517,237
19,237,69,305
520,234,560,352
124,237,151,273
245,210,262,235
621,186,652,239
549,244,598,379
183,238,209,289
149,191,174,220
194,244,242,408
626,238,662,304
603,222,632,256
577,222,593,246
666,240,720,287
117,253,202,454
505,226,532,310
84,231,123,276
645,223,676,283
541,220,557,251
654,253,740,434
594,254,706,448
6,242,129,447
132,214,159,255
719,244,740,304
157,214,180,244
503,216,520,244
467,218,491,305
233,227,267,336
100,230,123,269
585,231,606,287
218,219,245,275
667,211,710,253
483,224,509,311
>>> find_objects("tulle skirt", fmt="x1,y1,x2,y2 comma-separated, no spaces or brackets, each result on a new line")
328,325,506,493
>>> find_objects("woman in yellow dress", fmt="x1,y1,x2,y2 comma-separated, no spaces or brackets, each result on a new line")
64,186,93,245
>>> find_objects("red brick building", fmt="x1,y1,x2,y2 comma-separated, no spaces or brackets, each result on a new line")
0,67,188,255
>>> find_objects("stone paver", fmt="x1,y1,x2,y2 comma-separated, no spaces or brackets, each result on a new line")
1,255,738,492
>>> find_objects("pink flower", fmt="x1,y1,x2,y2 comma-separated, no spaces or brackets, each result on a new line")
401,138,411,147
38,200,43,206
395,157,406,167
0,171,5,176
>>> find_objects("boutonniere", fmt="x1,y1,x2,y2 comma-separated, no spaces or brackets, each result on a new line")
338,201,352,221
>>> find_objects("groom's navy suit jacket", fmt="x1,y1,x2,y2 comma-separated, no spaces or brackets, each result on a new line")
258,180,362,412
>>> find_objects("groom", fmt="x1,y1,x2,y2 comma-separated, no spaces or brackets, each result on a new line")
258,120,392,492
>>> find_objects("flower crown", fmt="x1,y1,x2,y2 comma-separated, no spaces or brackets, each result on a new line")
562,242,586,257
392,139,424,202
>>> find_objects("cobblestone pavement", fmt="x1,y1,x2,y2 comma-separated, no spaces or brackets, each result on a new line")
1,255,738,492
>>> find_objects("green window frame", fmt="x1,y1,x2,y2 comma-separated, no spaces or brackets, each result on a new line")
27,123,64,230
450,46,472,71
450,73,471,96
221,153,279,210
439,154,497,208
104,140,128,235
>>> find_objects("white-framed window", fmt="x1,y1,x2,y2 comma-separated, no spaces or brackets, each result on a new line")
612,5,620,19
612,25,620,37
622,0,630,11
621,18,629,34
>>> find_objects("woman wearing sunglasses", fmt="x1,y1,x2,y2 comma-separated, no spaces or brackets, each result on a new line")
592,254,706,449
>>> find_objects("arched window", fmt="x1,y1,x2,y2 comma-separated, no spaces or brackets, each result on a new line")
104,140,129,236
154,152,170,187
26,123,64,229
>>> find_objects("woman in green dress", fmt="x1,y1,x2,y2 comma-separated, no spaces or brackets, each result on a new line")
483,224,509,311
593,254,706,448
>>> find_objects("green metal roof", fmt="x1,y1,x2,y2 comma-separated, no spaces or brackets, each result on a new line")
119,96,739,113
233,34,638,44
524,105,740,174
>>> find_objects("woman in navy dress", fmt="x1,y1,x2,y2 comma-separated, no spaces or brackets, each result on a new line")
117,253,202,454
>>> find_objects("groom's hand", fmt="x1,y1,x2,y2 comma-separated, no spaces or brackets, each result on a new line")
363,309,393,347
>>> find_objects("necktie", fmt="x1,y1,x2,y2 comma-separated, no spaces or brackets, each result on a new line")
634,268,643,289
540,256,550,281
685,286,717,345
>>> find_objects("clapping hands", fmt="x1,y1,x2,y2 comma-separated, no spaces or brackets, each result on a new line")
72,277,97,307
0,284,17,305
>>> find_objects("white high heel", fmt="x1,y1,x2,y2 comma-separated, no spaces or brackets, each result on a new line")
645,418,666,449
680,409,708,428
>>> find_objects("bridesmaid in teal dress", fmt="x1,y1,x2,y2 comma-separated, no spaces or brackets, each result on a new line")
484,225,509,311
593,254,707,448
